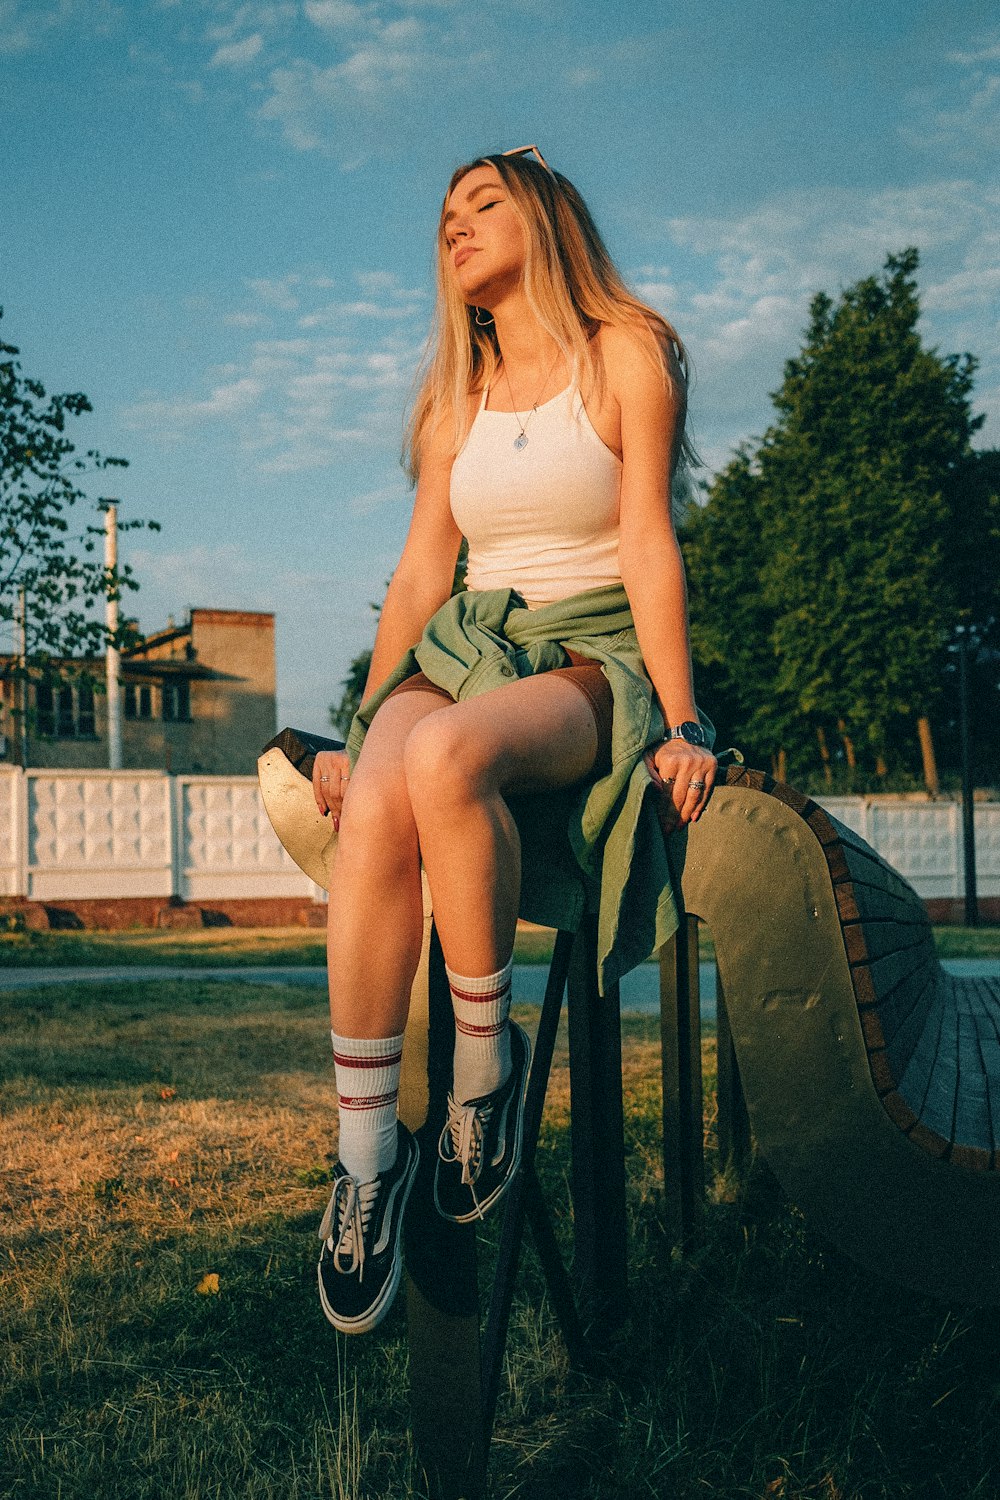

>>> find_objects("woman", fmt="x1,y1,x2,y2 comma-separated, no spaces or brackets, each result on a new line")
311,147,717,1335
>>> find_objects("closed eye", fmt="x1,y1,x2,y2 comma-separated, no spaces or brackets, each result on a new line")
478,200,500,212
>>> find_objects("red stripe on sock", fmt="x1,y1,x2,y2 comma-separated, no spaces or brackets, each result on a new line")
455,1019,507,1037
333,1050,402,1069
339,1091,397,1109
449,984,510,1004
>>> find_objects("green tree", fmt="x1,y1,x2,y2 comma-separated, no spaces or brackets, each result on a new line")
1,311,157,672
685,250,987,786
330,647,372,738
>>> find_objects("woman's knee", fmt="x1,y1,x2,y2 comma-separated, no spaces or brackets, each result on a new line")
402,711,497,809
336,763,419,862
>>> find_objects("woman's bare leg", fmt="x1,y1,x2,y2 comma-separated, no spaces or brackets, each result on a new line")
402,671,600,975
326,689,448,1038
403,671,601,1218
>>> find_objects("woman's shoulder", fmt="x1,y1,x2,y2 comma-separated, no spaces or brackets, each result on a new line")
596,317,681,376
595,319,684,409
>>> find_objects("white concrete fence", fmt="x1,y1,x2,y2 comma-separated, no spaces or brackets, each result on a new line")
0,766,997,905
0,766,322,904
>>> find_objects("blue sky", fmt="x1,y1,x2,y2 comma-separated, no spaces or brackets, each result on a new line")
3,0,999,732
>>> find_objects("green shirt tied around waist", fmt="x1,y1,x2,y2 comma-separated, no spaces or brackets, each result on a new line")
346,582,715,996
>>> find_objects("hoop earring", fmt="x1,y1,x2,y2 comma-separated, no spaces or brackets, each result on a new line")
474,307,495,327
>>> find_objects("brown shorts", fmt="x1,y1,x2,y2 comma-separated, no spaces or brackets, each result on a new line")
384,648,613,774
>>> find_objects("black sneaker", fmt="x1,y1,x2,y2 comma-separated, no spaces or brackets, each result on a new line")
317,1123,419,1335
434,1022,531,1224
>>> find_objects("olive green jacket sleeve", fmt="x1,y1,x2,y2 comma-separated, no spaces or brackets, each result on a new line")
345,583,715,995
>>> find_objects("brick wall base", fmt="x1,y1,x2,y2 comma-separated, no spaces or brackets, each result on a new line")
0,896,327,931
924,897,1000,925
2,894,997,933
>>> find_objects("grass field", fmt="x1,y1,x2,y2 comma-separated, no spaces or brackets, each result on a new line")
2,922,999,969
2,977,998,1499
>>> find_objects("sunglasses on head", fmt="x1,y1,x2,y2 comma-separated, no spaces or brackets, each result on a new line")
500,144,554,175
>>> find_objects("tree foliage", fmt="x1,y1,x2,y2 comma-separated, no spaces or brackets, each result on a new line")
683,250,995,786
1,309,157,669
330,647,373,738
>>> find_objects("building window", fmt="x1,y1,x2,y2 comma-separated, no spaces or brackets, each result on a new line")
77,683,95,737
36,684,55,737
35,682,97,738
124,682,154,720
57,685,75,737
162,679,191,722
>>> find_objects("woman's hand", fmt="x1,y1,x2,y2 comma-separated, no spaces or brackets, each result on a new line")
644,738,717,827
312,748,352,832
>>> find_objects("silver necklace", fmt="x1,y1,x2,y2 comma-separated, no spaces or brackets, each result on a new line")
501,352,561,451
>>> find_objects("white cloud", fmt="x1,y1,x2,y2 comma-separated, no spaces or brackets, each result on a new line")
903,37,1000,154
206,1,295,43
209,32,264,68
122,377,264,441
947,42,1000,66
304,0,369,28
646,178,1000,466
0,0,114,54
224,310,270,328
246,274,306,311
123,270,424,472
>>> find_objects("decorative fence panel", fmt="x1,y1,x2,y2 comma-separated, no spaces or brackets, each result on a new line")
179,776,316,900
0,767,996,905
0,767,319,903
0,767,21,898
822,796,1000,900
25,770,173,901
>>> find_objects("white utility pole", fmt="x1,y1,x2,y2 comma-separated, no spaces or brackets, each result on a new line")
105,503,123,770
16,587,28,768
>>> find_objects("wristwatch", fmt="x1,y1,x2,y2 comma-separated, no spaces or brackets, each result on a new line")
666,721,708,747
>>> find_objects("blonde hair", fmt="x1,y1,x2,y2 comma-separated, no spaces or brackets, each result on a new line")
404,152,696,504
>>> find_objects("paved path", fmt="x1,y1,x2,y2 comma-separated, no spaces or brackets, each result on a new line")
3,960,998,1020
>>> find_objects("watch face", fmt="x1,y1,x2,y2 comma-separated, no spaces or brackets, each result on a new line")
675,722,707,747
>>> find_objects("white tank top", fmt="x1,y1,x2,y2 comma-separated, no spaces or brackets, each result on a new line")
450,384,623,609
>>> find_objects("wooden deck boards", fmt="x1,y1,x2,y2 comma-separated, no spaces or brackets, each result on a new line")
719,767,998,1169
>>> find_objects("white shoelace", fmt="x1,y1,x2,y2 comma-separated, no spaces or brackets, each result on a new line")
319,1174,380,1282
438,1093,497,1220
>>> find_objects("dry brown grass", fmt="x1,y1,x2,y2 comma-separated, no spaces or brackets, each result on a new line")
3,980,998,1500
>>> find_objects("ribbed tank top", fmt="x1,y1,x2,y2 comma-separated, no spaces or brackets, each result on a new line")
450,384,623,609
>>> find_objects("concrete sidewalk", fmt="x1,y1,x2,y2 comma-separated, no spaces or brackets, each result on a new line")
4,960,999,1019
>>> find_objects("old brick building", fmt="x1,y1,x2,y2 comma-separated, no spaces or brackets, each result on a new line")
1,608,276,775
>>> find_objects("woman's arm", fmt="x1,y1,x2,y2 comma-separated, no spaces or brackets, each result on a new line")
313,414,462,820
360,415,464,706
605,325,717,825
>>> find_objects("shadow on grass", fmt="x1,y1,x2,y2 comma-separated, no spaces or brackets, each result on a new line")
3,985,1000,1498
0,981,330,1097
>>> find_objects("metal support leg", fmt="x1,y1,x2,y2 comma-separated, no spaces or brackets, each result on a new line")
402,914,485,1500
659,914,704,1251
481,929,576,1442
715,968,751,1178
567,914,628,1335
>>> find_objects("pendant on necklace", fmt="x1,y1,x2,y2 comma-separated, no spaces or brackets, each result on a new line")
513,433,528,451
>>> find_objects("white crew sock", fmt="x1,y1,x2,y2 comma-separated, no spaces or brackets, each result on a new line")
446,958,513,1104
331,1029,404,1183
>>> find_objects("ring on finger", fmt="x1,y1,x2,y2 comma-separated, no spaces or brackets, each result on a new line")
320,775,329,784
688,779,706,791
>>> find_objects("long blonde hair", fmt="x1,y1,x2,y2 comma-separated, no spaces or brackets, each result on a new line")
404,152,696,497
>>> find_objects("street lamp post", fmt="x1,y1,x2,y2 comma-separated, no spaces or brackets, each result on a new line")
104,503,123,771
956,624,978,928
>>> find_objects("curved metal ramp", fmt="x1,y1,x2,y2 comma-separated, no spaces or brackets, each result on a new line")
679,768,1000,1304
